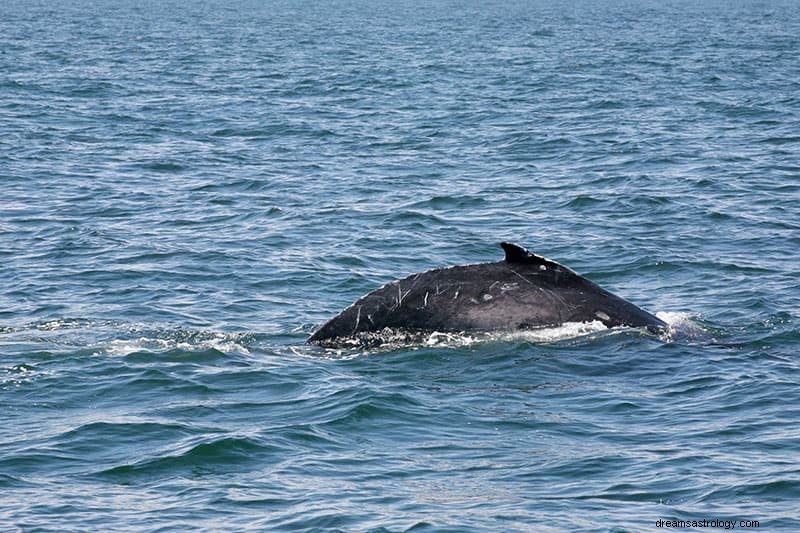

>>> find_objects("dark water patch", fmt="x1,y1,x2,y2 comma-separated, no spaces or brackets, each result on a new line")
404,195,489,211
211,127,277,139
190,175,282,194
138,161,185,173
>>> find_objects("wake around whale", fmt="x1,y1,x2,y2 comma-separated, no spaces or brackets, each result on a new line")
308,242,667,347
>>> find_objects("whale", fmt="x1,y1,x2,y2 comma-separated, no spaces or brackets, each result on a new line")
308,242,667,347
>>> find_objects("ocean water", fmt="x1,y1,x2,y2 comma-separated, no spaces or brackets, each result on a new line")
2,0,799,530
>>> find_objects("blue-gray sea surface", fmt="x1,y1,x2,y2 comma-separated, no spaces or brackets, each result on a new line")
2,0,799,530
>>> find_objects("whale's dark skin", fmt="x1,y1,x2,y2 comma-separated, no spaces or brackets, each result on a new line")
308,242,667,346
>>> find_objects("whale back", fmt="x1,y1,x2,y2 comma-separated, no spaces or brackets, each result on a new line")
307,243,666,346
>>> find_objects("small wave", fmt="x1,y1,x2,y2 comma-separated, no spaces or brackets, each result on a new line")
386,210,447,227
58,420,200,442
0,473,36,488
95,435,281,481
700,479,800,501
319,396,422,429
563,195,607,208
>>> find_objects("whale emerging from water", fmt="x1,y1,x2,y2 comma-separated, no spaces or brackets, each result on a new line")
308,242,667,347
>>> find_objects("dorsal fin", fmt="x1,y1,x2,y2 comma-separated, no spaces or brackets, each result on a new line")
500,242,568,272
501,242,542,263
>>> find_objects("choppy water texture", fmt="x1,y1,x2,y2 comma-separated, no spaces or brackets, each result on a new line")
2,0,800,530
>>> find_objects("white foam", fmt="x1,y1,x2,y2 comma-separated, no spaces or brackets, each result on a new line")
496,320,610,343
424,321,611,347
425,330,481,347
104,333,251,356
656,311,695,327
310,320,616,354
655,311,710,342
105,337,170,356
